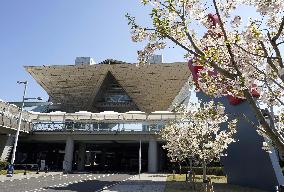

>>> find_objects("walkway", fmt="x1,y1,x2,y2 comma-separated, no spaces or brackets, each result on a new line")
0,171,61,182
102,173,167,192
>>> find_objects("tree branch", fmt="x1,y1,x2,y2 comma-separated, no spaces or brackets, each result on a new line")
259,41,279,73
267,32,284,68
244,59,284,90
243,89,284,152
212,0,239,74
276,41,284,46
234,43,277,59
272,16,284,41
263,79,284,106
161,1,204,55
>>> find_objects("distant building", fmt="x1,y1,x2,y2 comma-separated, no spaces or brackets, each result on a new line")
75,57,96,65
147,55,163,64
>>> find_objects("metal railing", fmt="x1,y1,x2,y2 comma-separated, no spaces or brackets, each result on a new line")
0,101,32,132
0,112,32,132
32,122,164,132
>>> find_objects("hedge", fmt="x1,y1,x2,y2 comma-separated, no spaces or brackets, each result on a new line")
173,166,225,176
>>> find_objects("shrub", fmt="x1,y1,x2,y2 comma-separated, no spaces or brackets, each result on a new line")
0,161,8,170
174,166,225,176
192,167,224,176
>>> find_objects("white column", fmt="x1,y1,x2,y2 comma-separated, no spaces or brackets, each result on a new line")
148,139,158,173
63,136,74,172
77,143,86,171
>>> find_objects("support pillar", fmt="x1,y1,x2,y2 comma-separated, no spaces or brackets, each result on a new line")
0,134,14,162
148,139,158,173
101,148,106,170
63,136,74,172
77,143,86,171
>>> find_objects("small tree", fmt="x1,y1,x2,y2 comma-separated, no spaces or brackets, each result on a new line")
161,101,237,184
127,0,284,152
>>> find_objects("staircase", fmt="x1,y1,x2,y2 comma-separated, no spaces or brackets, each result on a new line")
0,135,14,161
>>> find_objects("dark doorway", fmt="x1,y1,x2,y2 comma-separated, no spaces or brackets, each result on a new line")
82,142,148,172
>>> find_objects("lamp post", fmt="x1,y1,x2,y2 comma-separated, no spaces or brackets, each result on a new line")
8,81,42,176
10,81,28,166
139,139,141,179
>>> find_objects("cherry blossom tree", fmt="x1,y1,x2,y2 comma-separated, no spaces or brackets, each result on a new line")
161,101,237,182
127,0,284,151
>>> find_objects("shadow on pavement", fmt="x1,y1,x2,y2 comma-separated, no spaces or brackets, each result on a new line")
45,179,167,192
46,180,116,192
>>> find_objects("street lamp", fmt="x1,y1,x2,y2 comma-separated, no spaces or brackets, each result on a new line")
8,81,42,176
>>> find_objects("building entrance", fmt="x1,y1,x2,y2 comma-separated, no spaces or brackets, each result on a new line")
76,142,148,172
15,141,168,173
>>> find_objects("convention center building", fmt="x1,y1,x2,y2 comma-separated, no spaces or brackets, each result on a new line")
0,57,191,173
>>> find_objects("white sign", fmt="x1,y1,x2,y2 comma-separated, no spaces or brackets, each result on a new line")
40,160,45,171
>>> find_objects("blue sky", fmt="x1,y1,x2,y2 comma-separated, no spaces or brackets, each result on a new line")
0,0,186,102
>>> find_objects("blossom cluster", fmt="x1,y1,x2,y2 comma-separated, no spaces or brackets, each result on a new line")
161,101,237,164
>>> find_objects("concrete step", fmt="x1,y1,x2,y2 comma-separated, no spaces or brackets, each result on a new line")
0,135,14,161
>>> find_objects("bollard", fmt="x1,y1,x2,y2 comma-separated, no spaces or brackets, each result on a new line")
36,167,39,174
24,164,27,175
191,172,196,190
280,185,284,192
207,178,211,192
6,164,14,177
203,178,208,192
277,185,284,192
187,170,192,183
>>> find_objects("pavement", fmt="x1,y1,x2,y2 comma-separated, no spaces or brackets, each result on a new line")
101,173,168,192
0,171,62,182
0,172,167,192
0,172,134,192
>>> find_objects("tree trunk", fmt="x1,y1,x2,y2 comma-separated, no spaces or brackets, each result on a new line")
202,159,207,191
202,160,207,181
190,158,193,172
188,159,193,183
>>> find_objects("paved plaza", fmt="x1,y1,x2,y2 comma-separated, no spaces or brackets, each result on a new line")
0,171,61,182
0,173,167,192
102,173,167,192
